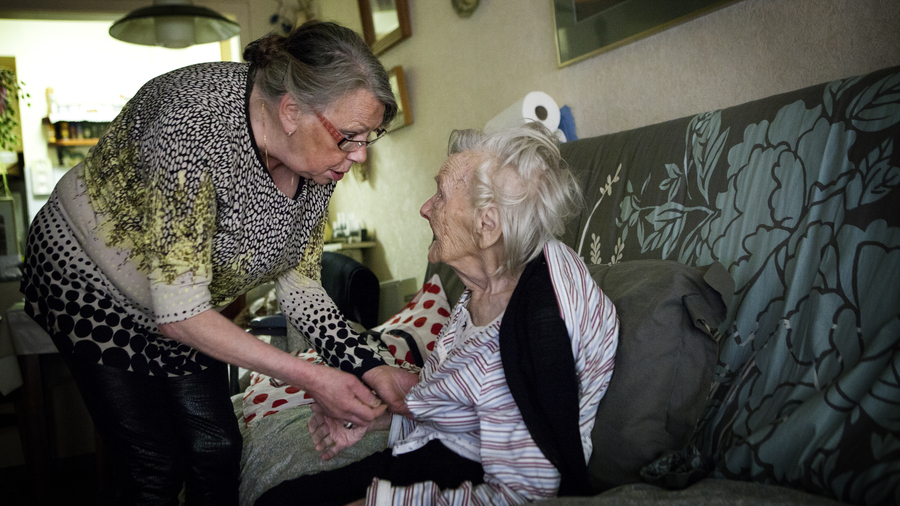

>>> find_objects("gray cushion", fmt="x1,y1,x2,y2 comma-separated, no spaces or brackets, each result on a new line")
587,260,733,493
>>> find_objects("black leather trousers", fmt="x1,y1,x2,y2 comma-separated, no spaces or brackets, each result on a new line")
61,350,241,506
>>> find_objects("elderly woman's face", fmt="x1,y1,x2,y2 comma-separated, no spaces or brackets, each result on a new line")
420,153,479,265
286,88,385,185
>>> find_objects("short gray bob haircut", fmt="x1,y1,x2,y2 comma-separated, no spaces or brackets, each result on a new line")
448,122,582,275
245,20,397,126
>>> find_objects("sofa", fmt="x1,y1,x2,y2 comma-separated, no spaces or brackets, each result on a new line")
430,65,899,504
543,65,899,504
234,65,899,505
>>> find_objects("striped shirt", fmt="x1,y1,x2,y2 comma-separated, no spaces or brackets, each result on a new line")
368,240,619,505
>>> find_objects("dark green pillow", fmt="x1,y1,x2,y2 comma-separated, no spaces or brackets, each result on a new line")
587,260,733,493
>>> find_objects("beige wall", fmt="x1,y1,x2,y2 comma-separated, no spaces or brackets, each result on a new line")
323,0,900,287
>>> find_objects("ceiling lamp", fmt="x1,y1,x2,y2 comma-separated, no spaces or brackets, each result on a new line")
109,0,240,49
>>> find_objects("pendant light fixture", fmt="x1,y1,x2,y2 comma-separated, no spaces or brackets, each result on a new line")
109,0,240,49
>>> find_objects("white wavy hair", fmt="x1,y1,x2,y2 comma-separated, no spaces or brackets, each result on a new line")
448,122,582,275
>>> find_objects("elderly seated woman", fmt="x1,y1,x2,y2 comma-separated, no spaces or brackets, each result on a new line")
256,123,620,506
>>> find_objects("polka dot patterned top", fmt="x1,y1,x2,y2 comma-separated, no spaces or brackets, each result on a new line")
19,62,383,377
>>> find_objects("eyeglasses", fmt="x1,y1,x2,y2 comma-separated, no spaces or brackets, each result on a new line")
316,112,386,152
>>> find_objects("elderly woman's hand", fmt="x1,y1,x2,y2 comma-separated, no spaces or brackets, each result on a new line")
362,365,420,418
304,366,386,426
308,403,392,461
307,405,368,461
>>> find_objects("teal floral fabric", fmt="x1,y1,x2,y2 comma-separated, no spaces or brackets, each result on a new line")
560,66,900,505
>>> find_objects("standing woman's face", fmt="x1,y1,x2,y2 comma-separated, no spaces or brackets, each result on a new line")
281,88,385,185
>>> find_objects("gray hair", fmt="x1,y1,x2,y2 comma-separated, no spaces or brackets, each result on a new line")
449,122,582,275
244,20,397,126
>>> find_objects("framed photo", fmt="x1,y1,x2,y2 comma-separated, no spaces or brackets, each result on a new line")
386,66,413,133
552,0,740,68
357,0,412,56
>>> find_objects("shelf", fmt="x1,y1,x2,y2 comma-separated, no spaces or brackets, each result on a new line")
324,241,376,252
43,117,106,147
48,139,98,147
324,241,376,266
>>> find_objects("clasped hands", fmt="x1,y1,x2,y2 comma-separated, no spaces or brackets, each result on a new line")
309,365,419,460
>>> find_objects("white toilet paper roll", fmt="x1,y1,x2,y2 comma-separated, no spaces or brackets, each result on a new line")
484,91,561,134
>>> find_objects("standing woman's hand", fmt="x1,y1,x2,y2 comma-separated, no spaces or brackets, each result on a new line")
362,365,420,418
303,366,386,426
159,309,385,424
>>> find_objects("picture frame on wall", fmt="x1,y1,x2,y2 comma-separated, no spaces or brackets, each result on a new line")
386,66,413,133
358,0,412,56
552,0,740,68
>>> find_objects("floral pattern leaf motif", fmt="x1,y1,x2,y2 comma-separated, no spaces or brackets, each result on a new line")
590,69,900,503
661,163,682,202
706,84,899,501
611,111,732,267
685,111,730,204
638,202,689,259
842,138,900,208
677,207,718,267
719,101,862,356
589,233,602,264
612,236,624,264
618,194,641,228
845,72,900,132
577,164,621,258
823,75,863,118
617,177,645,231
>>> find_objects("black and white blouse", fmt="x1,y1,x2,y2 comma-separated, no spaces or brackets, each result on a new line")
20,62,383,377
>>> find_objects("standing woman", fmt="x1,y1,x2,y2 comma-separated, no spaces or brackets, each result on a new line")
20,21,400,505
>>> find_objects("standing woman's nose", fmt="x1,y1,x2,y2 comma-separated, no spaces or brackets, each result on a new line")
347,144,368,164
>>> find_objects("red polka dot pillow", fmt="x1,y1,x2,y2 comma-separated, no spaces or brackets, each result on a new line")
241,275,452,426
242,349,323,426
365,274,451,370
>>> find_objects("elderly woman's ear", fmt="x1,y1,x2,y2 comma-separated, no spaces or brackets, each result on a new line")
475,206,503,250
278,94,303,133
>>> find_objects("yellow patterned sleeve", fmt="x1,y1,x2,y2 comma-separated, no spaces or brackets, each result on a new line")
296,211,328,283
